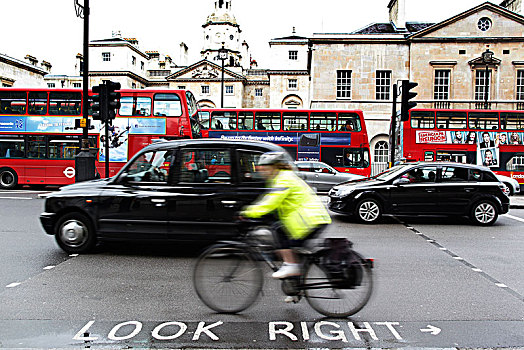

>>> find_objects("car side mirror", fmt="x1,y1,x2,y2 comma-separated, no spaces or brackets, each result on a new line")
393,177,410,186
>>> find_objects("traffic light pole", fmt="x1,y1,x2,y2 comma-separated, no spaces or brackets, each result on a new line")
75,0,96,183
389,83,398,167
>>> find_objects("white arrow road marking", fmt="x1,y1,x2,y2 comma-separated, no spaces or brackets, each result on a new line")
420,325,441,335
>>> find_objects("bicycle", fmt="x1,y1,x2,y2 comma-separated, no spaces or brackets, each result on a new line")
193,220,374,317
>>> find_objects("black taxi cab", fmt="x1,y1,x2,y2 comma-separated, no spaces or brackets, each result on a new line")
40,139,288,253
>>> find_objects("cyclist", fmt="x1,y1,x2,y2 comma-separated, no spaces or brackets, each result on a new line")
240,151,332,279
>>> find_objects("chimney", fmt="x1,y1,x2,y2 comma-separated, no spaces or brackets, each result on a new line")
112,30,122,38
179,42,188,66
24,54,38,66
388,0,406,30
40,60,52,73
76,53,84,76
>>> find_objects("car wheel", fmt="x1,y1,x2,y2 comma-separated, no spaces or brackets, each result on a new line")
503,182,513,196
355,198,382,224
470,200,498,226
55,212,97,253
0,168,18,190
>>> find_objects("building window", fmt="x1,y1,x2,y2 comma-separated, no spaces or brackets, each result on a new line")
47,83,55,88
225,85,234,95
178,86,186,90
475,70,491,101
102,52,110,61
132,56,136,65
201,86,210,94
132,83,136,88
73,83,81,88
434,70,450,100
288,79,297,90
337,70,352,99
255,88,263,97
375,71,391,100
517,70,524,101
477,17,492,31
141,61,144,70
289,51,298,60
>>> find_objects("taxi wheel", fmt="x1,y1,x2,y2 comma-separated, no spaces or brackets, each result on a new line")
470,200,498,226
55,212,97,253
355,198,382,224
0,168,18,190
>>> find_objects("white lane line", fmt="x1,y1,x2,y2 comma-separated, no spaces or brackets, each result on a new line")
69,254,79,257
472,268,483,272
43,266,55,270
453,256,464,260
503,214,524,223
496,283,508,288
0,197,32,200
6,282,21,288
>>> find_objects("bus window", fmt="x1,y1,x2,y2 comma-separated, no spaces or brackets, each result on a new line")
0,91,26,115
198,111,210,130
468,112,499,130
255,112,281,131
27,135,46,158
500,112,524,130
310,112,336,131
28,92,47,115
410,111,434,129
119,96,151,116
0,136,25,158
238,111,254,130
436,111,467,129
48,136,80,159
283,111,308,131
49,92,82,116
424,151,434,161
436,151,467,163
186,91,198,117
338,112,361,132
343,148,370,168
506,155,524,171
211,111,237,130
153,93,182,116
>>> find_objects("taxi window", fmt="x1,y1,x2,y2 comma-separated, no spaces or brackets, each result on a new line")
125,150,171,184
180,148,231,183
238,150,264,182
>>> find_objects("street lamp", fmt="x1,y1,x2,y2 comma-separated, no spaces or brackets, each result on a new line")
217,43,228,108
481,48,493,110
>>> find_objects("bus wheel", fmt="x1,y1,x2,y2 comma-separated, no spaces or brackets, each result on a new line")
55,212,97,254
0,168,18,190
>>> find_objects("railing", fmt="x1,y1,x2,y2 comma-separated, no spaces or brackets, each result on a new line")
434,101,451,109
517,102,524,110
371,162,388,176
475,102,492,110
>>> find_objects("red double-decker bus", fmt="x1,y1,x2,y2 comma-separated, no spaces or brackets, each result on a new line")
0,88,200,189
393,108,524,191
197,108,371,176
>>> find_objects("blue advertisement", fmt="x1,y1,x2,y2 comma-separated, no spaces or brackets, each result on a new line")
128,118,166,135
0,116,25,132
26,117,67,133
207,131,351,146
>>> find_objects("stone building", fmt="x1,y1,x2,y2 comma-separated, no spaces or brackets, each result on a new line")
0,53,50,87
306,0,524,173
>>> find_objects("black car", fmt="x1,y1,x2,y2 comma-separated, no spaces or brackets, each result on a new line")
328,162,509,226
40,139,289,253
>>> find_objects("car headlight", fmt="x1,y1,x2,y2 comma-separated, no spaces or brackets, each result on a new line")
332,186,355,197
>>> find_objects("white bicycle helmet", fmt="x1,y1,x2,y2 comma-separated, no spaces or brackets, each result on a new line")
257,151,293,166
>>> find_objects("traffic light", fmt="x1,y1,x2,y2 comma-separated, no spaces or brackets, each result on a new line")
400,80,418,121
106,81,121,120
91,83,107,121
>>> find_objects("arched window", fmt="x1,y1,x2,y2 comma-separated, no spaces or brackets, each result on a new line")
373,141,389,175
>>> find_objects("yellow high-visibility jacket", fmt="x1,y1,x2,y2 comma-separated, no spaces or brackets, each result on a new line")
241,169,331,239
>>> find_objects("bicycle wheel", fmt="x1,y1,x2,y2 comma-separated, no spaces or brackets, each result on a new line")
304,261,373,317
193,244,263,313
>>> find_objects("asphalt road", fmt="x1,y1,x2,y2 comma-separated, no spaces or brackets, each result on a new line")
0,190,523,349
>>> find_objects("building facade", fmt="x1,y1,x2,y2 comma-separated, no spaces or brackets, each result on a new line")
0,53,49,87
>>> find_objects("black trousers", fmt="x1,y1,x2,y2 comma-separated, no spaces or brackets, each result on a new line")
272,223,327,249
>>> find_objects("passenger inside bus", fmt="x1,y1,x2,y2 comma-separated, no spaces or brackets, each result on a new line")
340,120,353,131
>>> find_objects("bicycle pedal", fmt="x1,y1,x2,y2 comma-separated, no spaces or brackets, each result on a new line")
284,296,300,304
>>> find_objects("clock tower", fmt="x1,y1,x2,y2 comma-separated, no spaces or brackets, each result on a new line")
201,0,249,69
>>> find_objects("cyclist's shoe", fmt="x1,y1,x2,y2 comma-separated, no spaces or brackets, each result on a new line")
285,296,301,304
272,263,301,279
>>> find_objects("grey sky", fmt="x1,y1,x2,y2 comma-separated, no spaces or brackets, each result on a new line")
1,0,488,75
